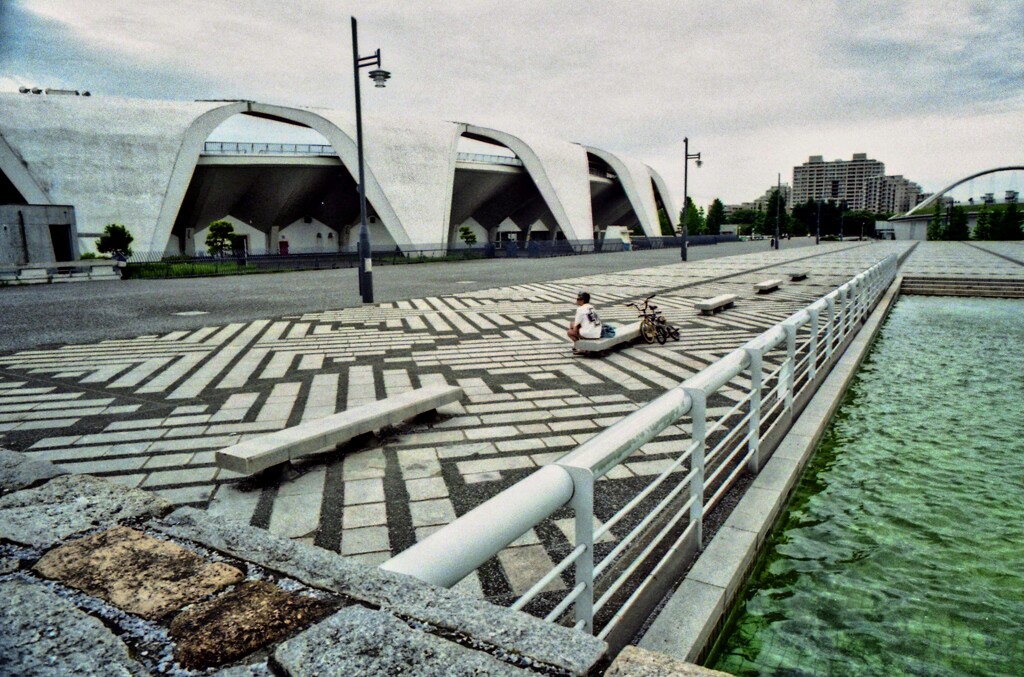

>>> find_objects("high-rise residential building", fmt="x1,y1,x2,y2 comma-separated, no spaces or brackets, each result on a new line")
864,175,923,214
791,153,885,211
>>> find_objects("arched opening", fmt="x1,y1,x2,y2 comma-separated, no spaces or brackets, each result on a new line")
587,153,642,239
448,134,562,248
650,178,673,236
170,113,392,256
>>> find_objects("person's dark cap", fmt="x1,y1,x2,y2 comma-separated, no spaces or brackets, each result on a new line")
577,291,590,303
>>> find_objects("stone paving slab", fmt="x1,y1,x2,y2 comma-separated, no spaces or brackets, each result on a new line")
170,580,340,670
156,506,607,675
0,474,170,548
0,577,149,676
274,605,526,676
33,525,244,619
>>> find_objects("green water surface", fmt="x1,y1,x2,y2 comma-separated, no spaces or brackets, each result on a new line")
711,296,1024,676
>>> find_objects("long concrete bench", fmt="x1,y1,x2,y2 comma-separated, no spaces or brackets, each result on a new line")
788,271,808,281
696,294,738,315
574,321,643,354
0,260,125,284
216,384,463,475
753,279,782,294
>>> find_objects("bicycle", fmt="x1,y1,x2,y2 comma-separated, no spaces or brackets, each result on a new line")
626,294,680,344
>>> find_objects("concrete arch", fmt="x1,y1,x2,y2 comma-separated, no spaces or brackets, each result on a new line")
0,133,50,204
585,147,661,238
906,166,1024,216
462,125,593,241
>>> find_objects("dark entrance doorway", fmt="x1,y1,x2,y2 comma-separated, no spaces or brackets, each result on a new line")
48,224,73,262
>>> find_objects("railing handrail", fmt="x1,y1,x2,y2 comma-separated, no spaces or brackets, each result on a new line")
381,253,899,634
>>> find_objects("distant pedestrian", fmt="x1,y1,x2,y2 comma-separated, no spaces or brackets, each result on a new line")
567,291,602,349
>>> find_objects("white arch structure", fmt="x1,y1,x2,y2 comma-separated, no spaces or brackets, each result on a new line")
0,93,679,254
905,166,1024,216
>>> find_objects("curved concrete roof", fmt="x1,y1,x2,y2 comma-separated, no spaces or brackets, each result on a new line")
0,93,677,253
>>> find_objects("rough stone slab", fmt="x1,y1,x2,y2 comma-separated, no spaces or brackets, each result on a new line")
0,448,66,495
0,474,171,548
214,663,275,677
170,580,339,669
0,577,148,676
156,507,606,675
606,646,731,676
274,605,526,676
33,525,244,619
686,526,757,591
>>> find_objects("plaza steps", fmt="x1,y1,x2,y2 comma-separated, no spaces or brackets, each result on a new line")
900,276,1024,299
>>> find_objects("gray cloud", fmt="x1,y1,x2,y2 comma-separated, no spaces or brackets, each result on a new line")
3,0,1022,205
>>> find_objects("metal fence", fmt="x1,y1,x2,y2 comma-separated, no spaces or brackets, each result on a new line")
202,141,335,155
381,254,898,646
122,235,741,278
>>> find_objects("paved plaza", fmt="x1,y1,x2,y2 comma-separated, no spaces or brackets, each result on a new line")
2,240,1022,606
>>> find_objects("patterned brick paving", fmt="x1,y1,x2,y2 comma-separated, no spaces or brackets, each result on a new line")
5,241,1018,601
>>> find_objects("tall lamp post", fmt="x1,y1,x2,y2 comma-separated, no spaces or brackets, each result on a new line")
815,199,821,245
351,16,391,303
680,137,702,262
773,173,782,249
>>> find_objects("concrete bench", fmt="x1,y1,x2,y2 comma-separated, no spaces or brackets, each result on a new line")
215,384,463,475
696,294,738,315
575,321,643,354
788,271,808,281
753,279,782,294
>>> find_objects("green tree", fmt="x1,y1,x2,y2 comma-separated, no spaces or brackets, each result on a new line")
95,223,134,258
762,189,789,238
458,225,478,246
992,202,1023,240
657,208,674,236
726,208,759,226
926,202,945,241
679,197,706,236
706,199,725,235
205,220,235,257
946,205,970,240
973,204,992,240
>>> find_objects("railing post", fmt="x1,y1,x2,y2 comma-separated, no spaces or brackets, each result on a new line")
682,387,706,549
561,465,595,633
781,322,797,411
825,296,836,360
839,284,851,339
743,346,763,473
808,307,819,380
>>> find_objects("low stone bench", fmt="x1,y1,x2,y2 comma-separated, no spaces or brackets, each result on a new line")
753,279,782,294
575,321,643,354
695,294,738,315
216,384,464,475
788,271,808,281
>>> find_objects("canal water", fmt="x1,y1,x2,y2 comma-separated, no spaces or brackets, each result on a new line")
710,296,1024,676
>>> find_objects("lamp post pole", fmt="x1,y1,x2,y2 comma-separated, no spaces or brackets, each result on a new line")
351,17,390,303
774,173,782,249
815,199,821,245
681,137,701,262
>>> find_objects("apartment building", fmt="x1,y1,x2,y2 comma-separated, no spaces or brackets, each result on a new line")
864,174,924,214
791,153,885,211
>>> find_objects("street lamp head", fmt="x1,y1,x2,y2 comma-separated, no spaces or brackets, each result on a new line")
368,69,391,88
695,158,703,168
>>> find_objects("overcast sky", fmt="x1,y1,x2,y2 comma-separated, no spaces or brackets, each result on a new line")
2,0,1022,207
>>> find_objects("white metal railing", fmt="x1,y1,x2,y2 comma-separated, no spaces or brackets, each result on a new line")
381,254,898,638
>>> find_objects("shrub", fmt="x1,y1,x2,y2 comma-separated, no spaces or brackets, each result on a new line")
95,223,134,258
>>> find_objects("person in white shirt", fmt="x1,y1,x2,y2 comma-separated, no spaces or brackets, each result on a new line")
567,291,603,346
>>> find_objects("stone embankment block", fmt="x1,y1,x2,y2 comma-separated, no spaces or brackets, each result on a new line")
0,577,149,676
0,447,66,495
606,646,731,676
0,450,613,675
0,473,171,548
157,507,607,675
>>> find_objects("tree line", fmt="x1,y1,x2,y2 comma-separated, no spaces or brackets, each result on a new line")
926,201,1023,241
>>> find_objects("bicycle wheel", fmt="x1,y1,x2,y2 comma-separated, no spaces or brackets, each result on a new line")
656,324,668,344
640,319,657,343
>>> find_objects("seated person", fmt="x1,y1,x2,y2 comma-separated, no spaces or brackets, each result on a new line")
567,291,603,346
